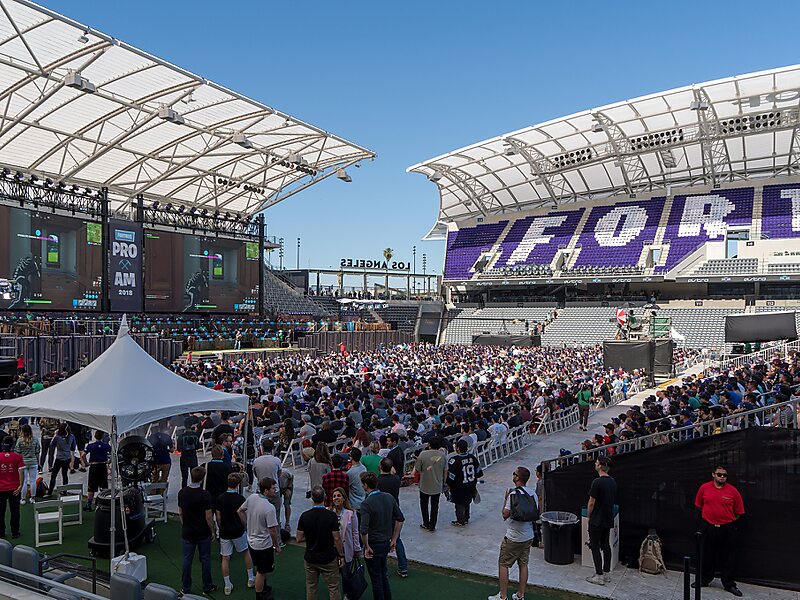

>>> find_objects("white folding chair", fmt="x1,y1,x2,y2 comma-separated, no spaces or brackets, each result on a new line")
144,482,168,523
56,483,83,527
34,500,63,547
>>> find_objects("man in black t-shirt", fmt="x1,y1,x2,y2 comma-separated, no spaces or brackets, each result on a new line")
377,458,408,577
178,424,199,489
296,486,345,600
177,467,216,595
215,473,255,595
385,433,404,475
586,456,618,586
204,445,234,512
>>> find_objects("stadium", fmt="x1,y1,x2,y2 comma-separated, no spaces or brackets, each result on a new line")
0,1,797,599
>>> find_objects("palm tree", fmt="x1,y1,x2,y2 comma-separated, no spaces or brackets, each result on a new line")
383,247,394,299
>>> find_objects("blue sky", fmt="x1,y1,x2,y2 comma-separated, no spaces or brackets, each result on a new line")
42,0,800,277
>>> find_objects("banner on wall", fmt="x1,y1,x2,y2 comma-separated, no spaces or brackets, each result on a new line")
108,219,143,312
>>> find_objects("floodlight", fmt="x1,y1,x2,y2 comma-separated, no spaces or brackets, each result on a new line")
336,169,352,183
158,106,185,125
71,184,79,192
428,171,443,182
77,30,89,44
178,205,185,214
201,208,208,216
165,203,173,212
29,174,38,183
64,72,96,93
503,144,518,156
690,101,709,111
189,207,197,215
286,152,301,165
592,122,604,133
232,132,253,149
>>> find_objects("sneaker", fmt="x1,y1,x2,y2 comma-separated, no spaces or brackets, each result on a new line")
586,574,605,586
398,570,408,578
450,520,465,527
19,500,25,505
512,594,525,600
603,572,611,583
202,585,218,595
420,523,430,531
247,578,256,588
724,586,743,597
224,582,233,595
487,593,506,600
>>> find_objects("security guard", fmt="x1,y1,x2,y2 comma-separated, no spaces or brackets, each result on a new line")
694,465,745,597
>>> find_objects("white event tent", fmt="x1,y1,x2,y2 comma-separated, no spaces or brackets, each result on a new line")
0,315,248,564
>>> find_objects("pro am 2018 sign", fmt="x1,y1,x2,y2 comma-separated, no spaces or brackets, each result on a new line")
109,219,143,312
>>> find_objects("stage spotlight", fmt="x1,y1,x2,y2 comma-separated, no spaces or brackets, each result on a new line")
152,201,160,209
15,171,23,180
336,168,352,183
428,171,443,182
213,210,220,218
57,181,66,189
178,205,185,214
225,212,232,220
77,30,89,44
165,203,173,212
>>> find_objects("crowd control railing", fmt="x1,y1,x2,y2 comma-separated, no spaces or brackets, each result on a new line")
542,398,799,473
720,339,800,370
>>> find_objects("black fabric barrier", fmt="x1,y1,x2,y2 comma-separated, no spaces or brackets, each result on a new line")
725,311,797,342
653,338,674,377
471,333,540,347
603,340,654,374
543,427,800,591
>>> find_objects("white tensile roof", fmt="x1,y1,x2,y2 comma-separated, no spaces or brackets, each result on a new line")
0,0,374,215
0,316,247,434
409,64,800,232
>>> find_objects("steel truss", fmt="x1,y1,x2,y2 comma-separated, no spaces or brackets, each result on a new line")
0,168,104,216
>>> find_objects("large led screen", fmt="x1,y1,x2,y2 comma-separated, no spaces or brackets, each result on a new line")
0,205,103,310
144,229,260,313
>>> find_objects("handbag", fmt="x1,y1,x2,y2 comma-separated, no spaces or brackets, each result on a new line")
342,558,368,600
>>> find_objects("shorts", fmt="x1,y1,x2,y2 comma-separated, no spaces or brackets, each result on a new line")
281,487,293,509
220,533,248,556
249,546,275,574
87,463,108,493
499,537,533,568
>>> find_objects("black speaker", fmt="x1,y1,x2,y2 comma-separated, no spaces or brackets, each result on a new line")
0,357,15,389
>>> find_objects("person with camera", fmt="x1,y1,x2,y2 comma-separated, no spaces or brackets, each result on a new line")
488,466,538,600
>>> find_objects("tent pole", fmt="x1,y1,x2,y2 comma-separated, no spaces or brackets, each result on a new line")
110,418,118,567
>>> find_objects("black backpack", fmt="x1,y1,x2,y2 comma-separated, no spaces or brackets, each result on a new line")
509,487,539,522
180,432,198,452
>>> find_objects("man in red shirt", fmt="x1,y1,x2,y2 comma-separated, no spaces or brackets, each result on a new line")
694,465,744,597
0,436,25,539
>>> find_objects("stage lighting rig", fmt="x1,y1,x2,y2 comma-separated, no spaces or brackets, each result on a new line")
0,165,104,217
141,199,263,240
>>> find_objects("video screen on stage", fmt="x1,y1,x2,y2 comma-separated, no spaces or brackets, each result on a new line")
0,205,103,311
144,229,260,313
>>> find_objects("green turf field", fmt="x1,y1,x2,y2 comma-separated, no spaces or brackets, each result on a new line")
10,503,588,599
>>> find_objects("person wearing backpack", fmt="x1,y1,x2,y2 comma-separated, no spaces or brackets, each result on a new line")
488,467,538,600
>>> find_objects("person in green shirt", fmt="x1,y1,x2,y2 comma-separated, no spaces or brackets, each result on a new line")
576,386,593,431
360,442,382,475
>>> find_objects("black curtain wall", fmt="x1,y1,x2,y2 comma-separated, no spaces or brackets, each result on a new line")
544,428,800,591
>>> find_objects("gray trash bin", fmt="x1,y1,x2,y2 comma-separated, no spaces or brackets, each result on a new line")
541,511,579,565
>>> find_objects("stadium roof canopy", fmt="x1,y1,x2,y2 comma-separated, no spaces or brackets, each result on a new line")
0,0,374,215
409,65,800,237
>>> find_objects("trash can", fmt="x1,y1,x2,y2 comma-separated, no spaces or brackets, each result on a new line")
541,511,579,565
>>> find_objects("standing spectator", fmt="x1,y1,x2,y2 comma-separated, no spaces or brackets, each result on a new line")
488,467,537,600
148,427,174,489
278,468,295,537
385,433,404,475
577,385,592,431
359,471,404,600
178,467,217,595
216,473,256,595
322,453,349,509
38,417,59,473
253,439,283,527
45,425,75,497
0,436,24,539
585,457,617,586
330,487,362,574
204,445,234,514
177,424,200,489
347,447,367,511
84,430,111,511
238,477,281,600
694,465,745,597
446,439,483,527
296,486,345,600
307,443,332,493
13,424,40,505
412,437,447,532
361,442,382,475
377,458,408,577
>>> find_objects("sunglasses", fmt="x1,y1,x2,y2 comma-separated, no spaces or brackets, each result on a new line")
714,473,728,477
